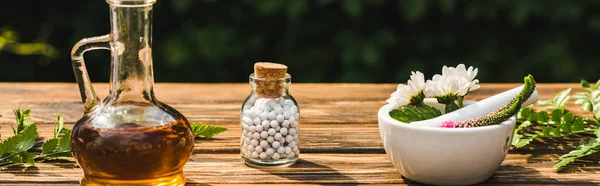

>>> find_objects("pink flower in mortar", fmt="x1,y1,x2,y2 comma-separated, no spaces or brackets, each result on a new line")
440,121,458,128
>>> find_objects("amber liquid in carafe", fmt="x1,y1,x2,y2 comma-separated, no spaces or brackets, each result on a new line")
71,117,194,185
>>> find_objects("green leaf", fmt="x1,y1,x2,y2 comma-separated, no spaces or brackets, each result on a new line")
596,79,600,90
41,138,59,155
587,118,600,127
594,104,600,119
57,130,71,152
513,137,536,148
20,151,34,165
390,104,442,123
444,102,460,114
516,120,533,133
581,79,590,88
554,139,600,171
541,127,553,136
191,122,228,139
53,114,64,138
581,101,593,112
553,88,571,110
0,125,38,156
537,100,553,106
8,154,22,164
572,117,585,132
12,108,34,135
517,106,532,120
551,109,562,124
537,111,549,123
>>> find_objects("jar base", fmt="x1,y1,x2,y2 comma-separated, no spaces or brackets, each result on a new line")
242,155,298,168
80,172,185,186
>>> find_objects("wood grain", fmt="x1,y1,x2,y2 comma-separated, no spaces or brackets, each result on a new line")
0,83,597,185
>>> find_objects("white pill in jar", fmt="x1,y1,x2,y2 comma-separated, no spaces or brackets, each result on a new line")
254,146,263,153
260,131,268,139
260,140,269,148
259,112,268,121
270,120,278,128
266,148,275,156
272,141,281,148
268,128,277,136
279,128,288,135
259,152,267,159
282,120,290,128
253,118,261,125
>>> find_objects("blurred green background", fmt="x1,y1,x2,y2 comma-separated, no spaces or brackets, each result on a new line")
0,0,599,83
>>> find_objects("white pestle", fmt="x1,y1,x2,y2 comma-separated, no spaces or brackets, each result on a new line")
412,85,538,127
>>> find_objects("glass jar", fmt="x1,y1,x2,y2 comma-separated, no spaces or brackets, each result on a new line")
69,0,193,185
241,73,300,167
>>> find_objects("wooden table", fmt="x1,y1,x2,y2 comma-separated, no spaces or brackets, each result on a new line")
0,83,598,185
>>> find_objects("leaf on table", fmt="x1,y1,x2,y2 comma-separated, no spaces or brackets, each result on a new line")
554,139,600,171
57,130,71,153
39,115,72,158
551,109,562,124
11,108,34,135
537,111,548,123
53,114,64,138
191,122,228,139
21,151,34,165
8,154,22,164
0,125,38,156
554,88,571,110
594,104,600,119
41,138,58,155
517,106,532,120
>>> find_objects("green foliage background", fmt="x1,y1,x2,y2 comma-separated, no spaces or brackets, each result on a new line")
1,0,599,83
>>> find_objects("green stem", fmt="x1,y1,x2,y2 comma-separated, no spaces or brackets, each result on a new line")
0,153,18,162
35,150,71,160
457,96,464,108
444,102,459,113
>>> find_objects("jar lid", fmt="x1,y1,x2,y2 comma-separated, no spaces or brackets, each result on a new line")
254,62,287,79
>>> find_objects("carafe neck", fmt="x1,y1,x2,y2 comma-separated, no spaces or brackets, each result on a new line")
108,2,156,104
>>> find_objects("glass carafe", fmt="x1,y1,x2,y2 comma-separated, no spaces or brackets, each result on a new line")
69,0,194,185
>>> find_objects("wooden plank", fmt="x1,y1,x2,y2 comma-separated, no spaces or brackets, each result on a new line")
0,83,598,184
0,154,598,184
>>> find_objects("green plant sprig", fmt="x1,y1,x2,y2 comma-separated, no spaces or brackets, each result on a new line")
0,109,71,166
512,79,600,171
191,122,228,139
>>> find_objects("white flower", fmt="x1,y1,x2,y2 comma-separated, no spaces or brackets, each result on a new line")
387,71,426,108
425,64,480,98
441,64,480,92
425,74,472,98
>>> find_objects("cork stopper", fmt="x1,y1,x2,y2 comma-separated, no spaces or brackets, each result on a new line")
253,62,288,98
254,62,287,79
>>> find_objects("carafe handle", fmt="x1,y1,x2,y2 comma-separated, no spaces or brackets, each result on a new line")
71,34,111,111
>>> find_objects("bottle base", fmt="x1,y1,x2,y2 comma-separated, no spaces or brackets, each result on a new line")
80,172,185,186
242,155,298,168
